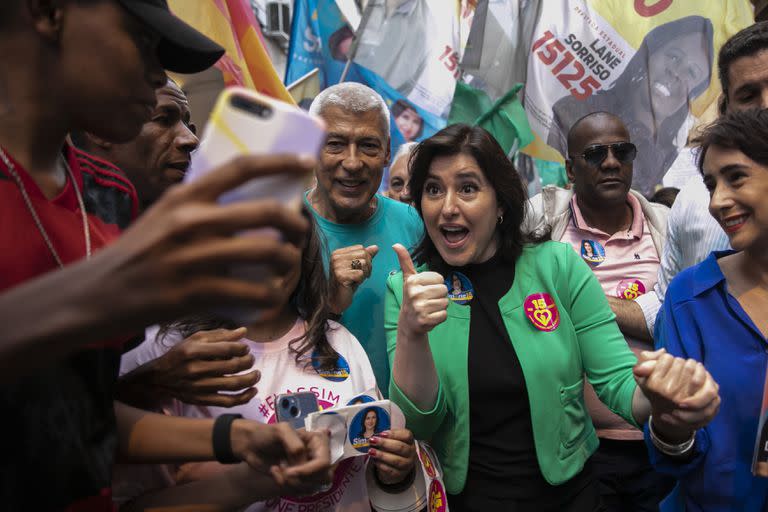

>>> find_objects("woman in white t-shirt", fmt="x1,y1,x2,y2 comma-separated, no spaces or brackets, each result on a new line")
120,214,418,511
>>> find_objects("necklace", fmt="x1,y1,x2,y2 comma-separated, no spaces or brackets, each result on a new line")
0,146,91,267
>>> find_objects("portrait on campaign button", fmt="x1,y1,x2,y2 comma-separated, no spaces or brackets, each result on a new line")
446,272,474,305
349,406,390,453
580,239,606,266
311,349,350,382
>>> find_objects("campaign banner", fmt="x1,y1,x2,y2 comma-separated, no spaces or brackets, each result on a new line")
353,0,471,118
285,0,447,148
523,0,753,195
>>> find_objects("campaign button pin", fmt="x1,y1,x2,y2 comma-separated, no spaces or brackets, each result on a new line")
446,272,474,305
524,293,560,332
429,480,447,512
580,239,606,267
418,443,437,479
311,349,350,382
616,279,646,300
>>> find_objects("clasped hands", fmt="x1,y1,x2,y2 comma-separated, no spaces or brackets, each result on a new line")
634,349,720,444
390,243,721,442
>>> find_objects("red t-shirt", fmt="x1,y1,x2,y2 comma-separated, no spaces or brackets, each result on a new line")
0,145,138,511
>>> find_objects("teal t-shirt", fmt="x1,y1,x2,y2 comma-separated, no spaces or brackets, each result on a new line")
305,193,424,395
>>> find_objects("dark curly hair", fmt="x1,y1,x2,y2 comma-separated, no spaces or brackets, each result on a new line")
408,124,545,270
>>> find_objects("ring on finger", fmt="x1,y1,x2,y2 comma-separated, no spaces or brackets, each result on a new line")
351,259,363,270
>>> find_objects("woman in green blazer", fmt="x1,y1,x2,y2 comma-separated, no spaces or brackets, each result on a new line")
384,124,720,511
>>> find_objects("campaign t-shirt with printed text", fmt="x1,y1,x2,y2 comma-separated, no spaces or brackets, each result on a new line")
120,319,379,511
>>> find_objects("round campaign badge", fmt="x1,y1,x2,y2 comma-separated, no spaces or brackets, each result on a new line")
524,293,560,332
580,239,606,267
446,272,474,305
428,480,448,512
349,406,391,453
311,349,350,382
346,393,376,406
616,279,646,300
418,443,437,479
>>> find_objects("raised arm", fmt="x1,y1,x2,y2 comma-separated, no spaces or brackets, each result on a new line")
0,155,313,380
389,244,446,411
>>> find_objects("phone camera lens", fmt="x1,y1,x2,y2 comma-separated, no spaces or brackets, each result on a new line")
289,405,299,417
281,398,291,408
230,94,272,119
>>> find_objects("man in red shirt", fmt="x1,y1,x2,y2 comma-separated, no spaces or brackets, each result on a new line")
0,0,330,509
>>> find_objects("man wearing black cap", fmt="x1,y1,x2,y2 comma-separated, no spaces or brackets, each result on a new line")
0,1,330,509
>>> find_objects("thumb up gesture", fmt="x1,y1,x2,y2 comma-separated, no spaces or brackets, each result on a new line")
393,244,449,336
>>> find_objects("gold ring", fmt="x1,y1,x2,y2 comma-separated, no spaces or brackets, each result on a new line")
351,259,363,270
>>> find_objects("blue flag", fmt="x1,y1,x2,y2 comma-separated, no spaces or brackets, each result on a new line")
285,0,445,152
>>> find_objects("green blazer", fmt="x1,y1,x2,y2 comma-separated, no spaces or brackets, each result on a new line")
385,241,639,494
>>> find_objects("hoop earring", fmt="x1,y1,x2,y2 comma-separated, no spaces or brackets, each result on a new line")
497,214,504,225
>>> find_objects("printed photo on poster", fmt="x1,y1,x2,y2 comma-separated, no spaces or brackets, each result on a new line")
547,16,713,195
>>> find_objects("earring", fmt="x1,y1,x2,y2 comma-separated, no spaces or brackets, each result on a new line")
497,214,504,225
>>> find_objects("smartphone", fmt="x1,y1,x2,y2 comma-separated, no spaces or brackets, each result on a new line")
275,392,320,429
186,86,324,204
183,87,325,323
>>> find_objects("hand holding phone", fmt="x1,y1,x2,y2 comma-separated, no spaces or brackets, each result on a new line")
275,392,320,429
183,87,326,324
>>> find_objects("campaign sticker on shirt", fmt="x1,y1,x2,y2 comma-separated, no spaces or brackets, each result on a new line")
580,239,606,266
311,349,350,382
428,480,448,512
524,293,560,332
418,443,438,479
616,279,647,300
446,272,474,305
349,406,391,453
346,393,376,406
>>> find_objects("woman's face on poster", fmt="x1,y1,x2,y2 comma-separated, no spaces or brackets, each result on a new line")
647,32,709,114
395,107,423,142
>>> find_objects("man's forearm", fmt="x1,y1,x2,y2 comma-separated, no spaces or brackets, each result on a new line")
0,255,134,380
115,401,216,463
607,296,652,341
116,362,170,410
121,464,279,512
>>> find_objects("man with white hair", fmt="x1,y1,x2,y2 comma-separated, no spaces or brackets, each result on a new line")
305,83,423,394
386,141,417,203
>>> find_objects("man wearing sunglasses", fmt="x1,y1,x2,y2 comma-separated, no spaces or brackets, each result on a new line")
524,111,671,511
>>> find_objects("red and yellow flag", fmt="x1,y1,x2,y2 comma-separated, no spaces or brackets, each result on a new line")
169,0,295,104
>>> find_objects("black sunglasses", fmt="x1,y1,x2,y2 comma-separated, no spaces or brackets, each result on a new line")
570,142,637,167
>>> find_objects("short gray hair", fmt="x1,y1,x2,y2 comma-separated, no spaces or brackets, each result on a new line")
391,141,418,167
309,82,390,134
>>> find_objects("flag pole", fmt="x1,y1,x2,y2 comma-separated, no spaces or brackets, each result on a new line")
339,0,376,83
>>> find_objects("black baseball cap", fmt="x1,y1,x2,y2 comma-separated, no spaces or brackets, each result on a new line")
116,0,225,74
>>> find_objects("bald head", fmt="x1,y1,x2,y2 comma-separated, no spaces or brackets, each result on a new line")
567,112,628,156
565,111,634,210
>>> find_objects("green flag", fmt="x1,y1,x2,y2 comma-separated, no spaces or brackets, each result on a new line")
449,81,533,154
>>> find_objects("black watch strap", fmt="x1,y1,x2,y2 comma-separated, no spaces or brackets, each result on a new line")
212,413,243,464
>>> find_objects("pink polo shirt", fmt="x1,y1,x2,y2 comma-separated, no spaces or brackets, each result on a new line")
561,194,660,440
